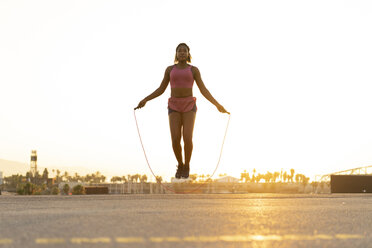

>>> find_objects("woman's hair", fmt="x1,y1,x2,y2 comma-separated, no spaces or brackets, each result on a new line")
174,43,192,64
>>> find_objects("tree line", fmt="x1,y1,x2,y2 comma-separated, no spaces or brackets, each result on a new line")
240,168,310,184
2,168,311,192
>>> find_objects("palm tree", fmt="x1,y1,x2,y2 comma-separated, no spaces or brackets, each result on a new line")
141,175,148,183
130,175,140,193
94,171,102,183
256,173,263,183
189,174,198,182
121,176,128,183
273,172,280,183
280,169,283,182
111,176,122,183
240,170,250,183
302,176,310,186
140,175,147,194
155,176,162,183
135,174,141,183
26,172,32,181
264,172,271,183
283,171,288,183
85,174,93,183
42,168,49,182
251,174,256,183
63,171,69,182
290,169,295,183
56,170,61,184
34,170,42,184
100,175,106,183
295,173,301,183
130,175,137,183
311,181,318,192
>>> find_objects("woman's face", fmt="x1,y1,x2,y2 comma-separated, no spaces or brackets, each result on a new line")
176,45,189,62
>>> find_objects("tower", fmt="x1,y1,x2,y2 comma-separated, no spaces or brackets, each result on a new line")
30,150,37,177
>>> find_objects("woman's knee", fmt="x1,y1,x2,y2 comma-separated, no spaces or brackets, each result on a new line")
183,136,193,147
171,135,182,146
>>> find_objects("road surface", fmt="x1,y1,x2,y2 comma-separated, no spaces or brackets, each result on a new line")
1,194,371,247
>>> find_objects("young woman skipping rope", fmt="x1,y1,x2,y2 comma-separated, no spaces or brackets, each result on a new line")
135,43,229,179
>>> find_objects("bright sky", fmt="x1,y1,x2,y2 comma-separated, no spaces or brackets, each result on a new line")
1,0,372,181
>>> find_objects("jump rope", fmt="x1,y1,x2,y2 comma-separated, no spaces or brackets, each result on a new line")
133,109,231,194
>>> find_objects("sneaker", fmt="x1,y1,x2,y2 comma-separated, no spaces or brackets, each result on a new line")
181,164,190,179
175,164,184,179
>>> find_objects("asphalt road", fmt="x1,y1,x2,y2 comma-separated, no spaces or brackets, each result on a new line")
1,194,372,248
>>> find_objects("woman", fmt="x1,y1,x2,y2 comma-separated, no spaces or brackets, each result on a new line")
135,43,229,179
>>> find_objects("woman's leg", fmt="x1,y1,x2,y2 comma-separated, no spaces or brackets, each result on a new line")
169,111,183,165
182,110,196,167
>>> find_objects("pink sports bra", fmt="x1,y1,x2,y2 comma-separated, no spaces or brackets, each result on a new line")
170,65,194,88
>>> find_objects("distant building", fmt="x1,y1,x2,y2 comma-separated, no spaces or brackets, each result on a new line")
0,171,3,185
58,181,87,190
215,176,239,183
46,178,56,187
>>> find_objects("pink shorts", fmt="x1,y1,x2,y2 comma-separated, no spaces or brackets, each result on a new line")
168,96,197,114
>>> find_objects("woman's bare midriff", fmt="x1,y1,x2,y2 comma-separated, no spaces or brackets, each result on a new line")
171,88,193,98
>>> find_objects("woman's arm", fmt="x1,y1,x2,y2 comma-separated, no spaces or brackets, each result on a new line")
135,66,172,110
193,66,229,114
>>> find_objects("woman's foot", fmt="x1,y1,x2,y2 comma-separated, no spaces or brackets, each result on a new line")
175,164,184,179
181,164,190,179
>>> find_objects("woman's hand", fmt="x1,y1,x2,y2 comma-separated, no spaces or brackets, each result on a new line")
134,99,147,110
217,104,230,115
